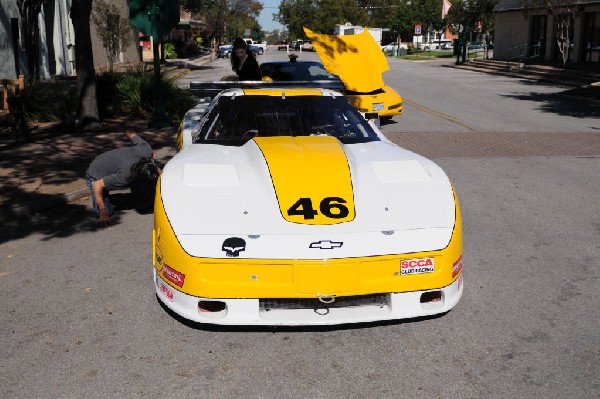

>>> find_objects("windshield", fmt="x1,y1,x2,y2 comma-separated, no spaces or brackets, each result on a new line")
194,95,380,146
260,63,340,82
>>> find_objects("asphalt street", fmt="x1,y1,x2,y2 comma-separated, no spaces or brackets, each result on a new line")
1,50,599,398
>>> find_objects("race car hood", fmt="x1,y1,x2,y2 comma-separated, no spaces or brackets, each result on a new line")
159,137,456,258
304,27,388,93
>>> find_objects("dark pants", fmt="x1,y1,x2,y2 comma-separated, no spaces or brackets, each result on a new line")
86,176,114,217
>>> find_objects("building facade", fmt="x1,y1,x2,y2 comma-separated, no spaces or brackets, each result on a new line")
0,0,140,80
495,0,600,65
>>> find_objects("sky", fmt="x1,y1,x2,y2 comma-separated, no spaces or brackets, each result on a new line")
258,0,284,31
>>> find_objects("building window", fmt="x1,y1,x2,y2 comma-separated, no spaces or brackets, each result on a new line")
107,14,121,64
582,12,599,63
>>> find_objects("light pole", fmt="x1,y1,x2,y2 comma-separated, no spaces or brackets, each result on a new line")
148,0,171,128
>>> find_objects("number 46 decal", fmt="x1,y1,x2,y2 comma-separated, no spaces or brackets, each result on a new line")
287,197,349,220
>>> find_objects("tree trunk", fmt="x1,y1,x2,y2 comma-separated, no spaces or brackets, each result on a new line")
70,0,101,129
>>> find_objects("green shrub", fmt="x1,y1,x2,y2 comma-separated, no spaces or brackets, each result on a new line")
96,66,196,121
114,66,154,117
21,79,61,122
164,42,178,59
161,73,197,120
19,66,196,124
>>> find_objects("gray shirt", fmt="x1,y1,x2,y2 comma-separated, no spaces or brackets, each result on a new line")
86,135,153,191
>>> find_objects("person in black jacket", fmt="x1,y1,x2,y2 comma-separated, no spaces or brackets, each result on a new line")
230,37,261,81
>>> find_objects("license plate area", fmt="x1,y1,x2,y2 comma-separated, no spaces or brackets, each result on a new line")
372,103,384,111
295,262,359,294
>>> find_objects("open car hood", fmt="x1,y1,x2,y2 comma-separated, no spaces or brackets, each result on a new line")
304,27,388,92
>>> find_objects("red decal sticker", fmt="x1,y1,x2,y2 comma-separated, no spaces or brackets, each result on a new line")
400,257,435,275
159,280,174,301
452,256,463,278
162,264,185,287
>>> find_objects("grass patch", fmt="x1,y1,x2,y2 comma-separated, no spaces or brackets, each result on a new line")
391,50,485,61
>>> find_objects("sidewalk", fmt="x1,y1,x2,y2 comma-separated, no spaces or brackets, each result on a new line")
0,117,177,223
165,52,214,70
0,53,215,224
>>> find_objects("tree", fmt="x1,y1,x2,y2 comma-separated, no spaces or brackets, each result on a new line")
182,0,263,42
358,0,397,30
525,0,576,67
92,0,134,70
445,0,497,62
16,0,44,80
276,0,368,38
70,0,101,129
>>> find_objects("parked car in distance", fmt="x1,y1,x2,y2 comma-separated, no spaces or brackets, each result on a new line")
467,42,484,50
421,40,453,50
244,38,268,53
291,40,306,50
277,40,289,50
249,44,264,55
216,45,232,58
380,43,408,52
301,40,314,51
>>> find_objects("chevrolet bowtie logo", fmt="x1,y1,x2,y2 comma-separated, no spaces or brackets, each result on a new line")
309,240,343,249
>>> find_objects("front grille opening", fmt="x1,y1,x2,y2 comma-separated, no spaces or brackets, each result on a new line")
198,300,227,313
420,291,442,303
260,293,389,312
420,290,445,310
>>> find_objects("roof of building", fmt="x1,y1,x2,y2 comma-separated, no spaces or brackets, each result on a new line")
496,0,600,12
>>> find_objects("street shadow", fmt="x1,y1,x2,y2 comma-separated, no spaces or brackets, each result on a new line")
380,118,399,127
499,87,600,119
0,118,176,243
169,62,219,71
1,202,126,244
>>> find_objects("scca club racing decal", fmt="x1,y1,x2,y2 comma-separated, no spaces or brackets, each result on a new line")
162,264,185,287
401,257,435,275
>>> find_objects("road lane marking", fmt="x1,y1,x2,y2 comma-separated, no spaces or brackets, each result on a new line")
404,99,477,132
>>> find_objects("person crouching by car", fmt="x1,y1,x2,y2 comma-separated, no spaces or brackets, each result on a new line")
231,37,262,81
85,130,160,225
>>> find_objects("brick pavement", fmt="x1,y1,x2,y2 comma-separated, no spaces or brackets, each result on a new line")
385,131,600,158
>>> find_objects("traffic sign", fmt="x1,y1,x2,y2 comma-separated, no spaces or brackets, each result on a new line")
414,24,422,35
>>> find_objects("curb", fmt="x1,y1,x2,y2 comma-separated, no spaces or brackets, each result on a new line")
166,54,214,70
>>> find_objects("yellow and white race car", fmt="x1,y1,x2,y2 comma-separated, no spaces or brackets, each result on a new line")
154,87,463,326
